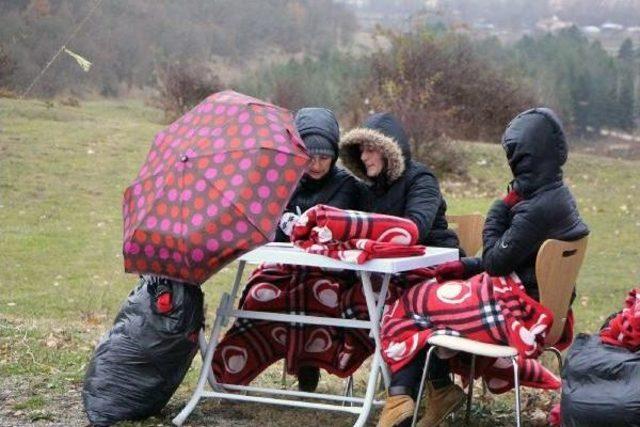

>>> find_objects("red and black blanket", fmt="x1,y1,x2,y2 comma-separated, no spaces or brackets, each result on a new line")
291,205,426,263
600,288,640,351
212,263,419,385
381,272,572,393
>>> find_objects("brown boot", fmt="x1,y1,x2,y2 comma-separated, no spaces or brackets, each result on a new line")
377,394,415,427
417,383,465,427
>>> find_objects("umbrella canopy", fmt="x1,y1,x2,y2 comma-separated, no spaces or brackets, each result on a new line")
122,91,309,285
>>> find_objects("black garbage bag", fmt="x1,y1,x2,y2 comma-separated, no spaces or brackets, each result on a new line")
82,275,204,426
561,333,640,426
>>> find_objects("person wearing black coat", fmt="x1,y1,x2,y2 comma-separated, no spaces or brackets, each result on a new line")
276,107,364,392
410,107,589,427
339,113,464,427
275,107,364,243
444,107,590,300
339,112,460,249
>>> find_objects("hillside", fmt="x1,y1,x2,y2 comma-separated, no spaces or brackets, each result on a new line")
1,98,639,426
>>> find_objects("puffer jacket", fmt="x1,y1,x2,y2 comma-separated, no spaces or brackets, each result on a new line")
275,108,364,242
339,112,460,249
481,108,589,298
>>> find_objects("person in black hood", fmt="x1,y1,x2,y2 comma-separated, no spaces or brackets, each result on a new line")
275,107,364,243
438,107,590,299
276,107,364,392
339,113,464,427
339,112,460,249
400,107,588,427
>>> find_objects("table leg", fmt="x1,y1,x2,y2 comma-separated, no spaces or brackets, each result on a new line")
360,272,391,390
173,262,246,426
353,349,382,427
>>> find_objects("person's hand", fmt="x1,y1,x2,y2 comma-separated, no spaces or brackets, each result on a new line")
279,212,300,236
502,188,522,208
435,260,466,282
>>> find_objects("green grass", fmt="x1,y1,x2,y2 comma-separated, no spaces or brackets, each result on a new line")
1,98,639,425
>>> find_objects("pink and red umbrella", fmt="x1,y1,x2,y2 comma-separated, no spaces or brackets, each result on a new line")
122,91,309,285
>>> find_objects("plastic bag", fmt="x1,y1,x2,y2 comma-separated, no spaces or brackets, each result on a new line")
561,333,640,426
82,276,204,425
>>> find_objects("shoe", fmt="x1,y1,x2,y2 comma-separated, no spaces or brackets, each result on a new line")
297,365,320,392
417,383,465,427
377,394,415,427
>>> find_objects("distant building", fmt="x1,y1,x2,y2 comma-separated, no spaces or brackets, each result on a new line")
536,15,573,33
582,26,601,34
601,22,624,31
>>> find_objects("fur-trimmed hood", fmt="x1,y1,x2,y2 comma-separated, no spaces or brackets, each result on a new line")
339,113,409,183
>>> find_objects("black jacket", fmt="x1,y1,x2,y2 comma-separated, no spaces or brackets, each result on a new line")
339,113,460,249
477,108,589,298
275,108,364,242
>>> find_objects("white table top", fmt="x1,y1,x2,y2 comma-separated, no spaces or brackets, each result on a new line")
239,242,459,273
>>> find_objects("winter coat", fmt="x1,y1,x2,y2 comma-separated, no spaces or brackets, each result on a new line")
275,109,364,242
479,108,589,299
339,112,460,249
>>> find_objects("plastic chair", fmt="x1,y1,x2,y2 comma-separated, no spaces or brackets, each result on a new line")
410,236,589,427
446,214,485,256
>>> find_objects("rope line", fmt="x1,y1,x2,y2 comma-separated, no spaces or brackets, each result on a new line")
20,0,104,99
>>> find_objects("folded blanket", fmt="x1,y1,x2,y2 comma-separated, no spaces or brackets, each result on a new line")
291,205,425,263
600,288,640,351
381,272,564,393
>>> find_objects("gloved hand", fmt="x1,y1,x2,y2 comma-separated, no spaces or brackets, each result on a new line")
503,188,522,208
434,260,466,282
279,211,300,237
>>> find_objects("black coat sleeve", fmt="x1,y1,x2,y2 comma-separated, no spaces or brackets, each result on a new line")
482,201,547,276
460,256,484,278
404,170,443,243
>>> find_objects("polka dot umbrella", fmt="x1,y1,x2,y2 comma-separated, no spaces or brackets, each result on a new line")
122,91,309,285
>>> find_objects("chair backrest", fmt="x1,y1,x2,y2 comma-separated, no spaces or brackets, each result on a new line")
446,214,485,256
536,236,589,346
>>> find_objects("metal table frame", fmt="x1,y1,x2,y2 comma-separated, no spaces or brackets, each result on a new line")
173,243,458,426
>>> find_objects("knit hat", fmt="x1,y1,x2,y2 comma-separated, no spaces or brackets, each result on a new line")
294,107,340,159
302,134,337,158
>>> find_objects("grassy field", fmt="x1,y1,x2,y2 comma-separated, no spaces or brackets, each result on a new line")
1,98,639,426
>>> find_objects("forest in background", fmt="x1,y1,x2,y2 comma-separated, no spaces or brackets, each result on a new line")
1,0,639,175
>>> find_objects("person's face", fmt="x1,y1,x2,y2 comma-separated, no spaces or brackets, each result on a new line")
360,145,384,178
306,155,333,180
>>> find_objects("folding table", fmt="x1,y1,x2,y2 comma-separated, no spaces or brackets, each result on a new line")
173,243,458,426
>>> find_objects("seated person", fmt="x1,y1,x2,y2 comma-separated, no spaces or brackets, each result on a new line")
339,112,459,249
339,112,463,426
265,107,365,392
275,107,363,242
375,107,590,427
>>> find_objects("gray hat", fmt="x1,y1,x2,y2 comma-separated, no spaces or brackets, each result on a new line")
303,134,337,158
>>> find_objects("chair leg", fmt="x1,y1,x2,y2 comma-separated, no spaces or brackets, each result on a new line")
465,354,475,425
411,346,437,427
546,347,563,373
511,356,521,427
342,375,354,406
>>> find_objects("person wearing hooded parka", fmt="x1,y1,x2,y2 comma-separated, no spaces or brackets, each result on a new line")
339,112,460,249
372,108,590,427
275,107,365,392
339,112,465,427
440,108,590,300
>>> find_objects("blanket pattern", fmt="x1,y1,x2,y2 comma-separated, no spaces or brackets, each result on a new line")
381,272,566,393
600,288,640,351
291,205,425,263
212,263,409,385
